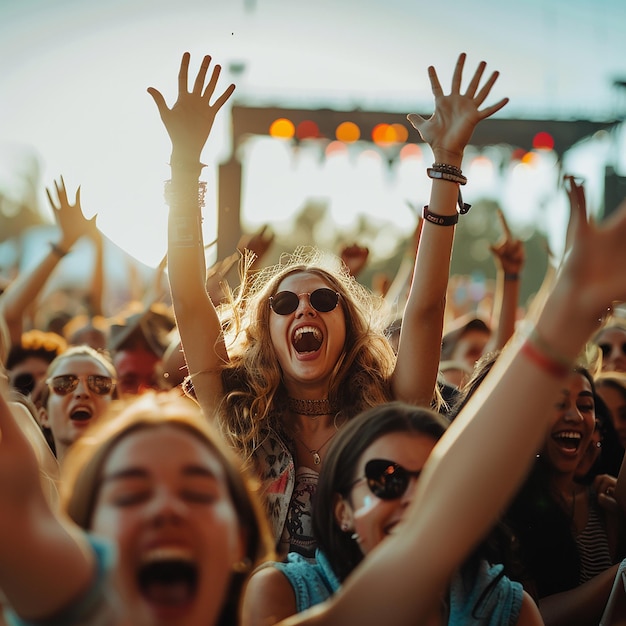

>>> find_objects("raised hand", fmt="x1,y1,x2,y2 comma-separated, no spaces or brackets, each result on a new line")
407,53,508,163
490,209,525,275
340,243,370,278
559,188,626,324
148,52,235,163
45,176,98,250
237,225,275,268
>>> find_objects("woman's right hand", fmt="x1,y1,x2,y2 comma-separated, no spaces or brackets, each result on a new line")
148,52,235,163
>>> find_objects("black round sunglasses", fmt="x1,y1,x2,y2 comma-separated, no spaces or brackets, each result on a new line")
350,458,422,500
269,288,340,316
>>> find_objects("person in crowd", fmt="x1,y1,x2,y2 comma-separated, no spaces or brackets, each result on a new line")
0,177,100,348
107,304,175,397
151,50,508,556
453,350,626,625
595,371,626,452
439,208,524,389
5,330,66,397
39,345,117,461
0,386,275,626
242,401,542,625
592,319,626,373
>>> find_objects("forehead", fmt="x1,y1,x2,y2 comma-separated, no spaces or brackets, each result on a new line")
53,355,111,377
113,349,159,373
357,431,438,471
102,425,226,479
566,371,593,395
276,271,333,293
597,327,626,344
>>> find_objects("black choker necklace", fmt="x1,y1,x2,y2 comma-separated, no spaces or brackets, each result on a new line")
287,397,338,417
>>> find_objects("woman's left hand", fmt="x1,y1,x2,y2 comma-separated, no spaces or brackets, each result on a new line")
407,52,509,163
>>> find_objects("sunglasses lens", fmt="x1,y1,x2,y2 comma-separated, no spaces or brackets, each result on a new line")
365,460,407,500
12,373,36,395
50,375,77,395
310,288,339,313
89,376,114,395
270,291,300,316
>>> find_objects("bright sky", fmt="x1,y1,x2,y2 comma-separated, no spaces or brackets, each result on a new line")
1,0,626,268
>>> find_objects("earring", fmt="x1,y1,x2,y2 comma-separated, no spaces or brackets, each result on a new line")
351,532,360,542
341,523,349,532
232,557,252,574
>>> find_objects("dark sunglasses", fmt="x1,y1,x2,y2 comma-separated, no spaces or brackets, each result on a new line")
599,342,626,358
351,459,422,500
47,374,115,396
269,288,340,316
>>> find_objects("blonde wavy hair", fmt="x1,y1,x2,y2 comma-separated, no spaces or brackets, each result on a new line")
214,247,398,462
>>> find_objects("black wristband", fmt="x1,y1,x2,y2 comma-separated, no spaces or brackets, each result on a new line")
504,273,520,281
422,205,459,226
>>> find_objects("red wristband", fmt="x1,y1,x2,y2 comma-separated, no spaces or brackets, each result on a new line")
520,338,570,378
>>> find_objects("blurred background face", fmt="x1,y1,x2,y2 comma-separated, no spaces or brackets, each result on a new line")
8,356,50,396
43,355,115,459
595,327,626,372
113,348,163,397
90,425,244,625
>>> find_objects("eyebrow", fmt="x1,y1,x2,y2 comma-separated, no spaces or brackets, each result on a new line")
101,464,218,484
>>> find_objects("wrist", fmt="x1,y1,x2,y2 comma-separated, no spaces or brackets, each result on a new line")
431,149,463,168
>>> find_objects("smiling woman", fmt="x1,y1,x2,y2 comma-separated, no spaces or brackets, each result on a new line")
156,50,509,559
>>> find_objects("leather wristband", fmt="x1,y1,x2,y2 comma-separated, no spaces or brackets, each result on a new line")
422,205,459,226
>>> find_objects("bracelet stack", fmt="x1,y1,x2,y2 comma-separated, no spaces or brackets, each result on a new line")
427,163,471,214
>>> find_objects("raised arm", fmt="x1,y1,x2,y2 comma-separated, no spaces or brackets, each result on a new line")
0,372,95,621
278,133,626,626
487,208,525,350
392,53,508,406
148,53,235,419
0,177,96,345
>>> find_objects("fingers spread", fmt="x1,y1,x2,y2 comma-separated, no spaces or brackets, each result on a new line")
450,52,466,93
464,60,486,98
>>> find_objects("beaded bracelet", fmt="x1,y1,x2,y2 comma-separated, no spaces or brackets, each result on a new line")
422,205,459,226
164,180,207,210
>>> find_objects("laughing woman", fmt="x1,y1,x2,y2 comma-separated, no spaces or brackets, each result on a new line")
151,50,508,555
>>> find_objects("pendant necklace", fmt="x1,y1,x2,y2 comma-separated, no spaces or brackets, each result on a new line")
291,430,337,465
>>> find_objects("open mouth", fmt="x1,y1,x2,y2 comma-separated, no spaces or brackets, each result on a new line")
292,326,323,354
138,550,198,608
552,431,582,452
70,408,93,422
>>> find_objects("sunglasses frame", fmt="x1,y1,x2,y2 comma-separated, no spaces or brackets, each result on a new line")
350,458,422,501
269,287,340,316
47,374,116,397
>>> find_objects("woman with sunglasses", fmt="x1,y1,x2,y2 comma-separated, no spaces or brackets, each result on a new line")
40,345,117,461
152,51,508,555
242,401,542,625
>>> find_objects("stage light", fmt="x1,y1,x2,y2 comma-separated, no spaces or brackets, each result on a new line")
269,118,295,139
336,121,360,143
